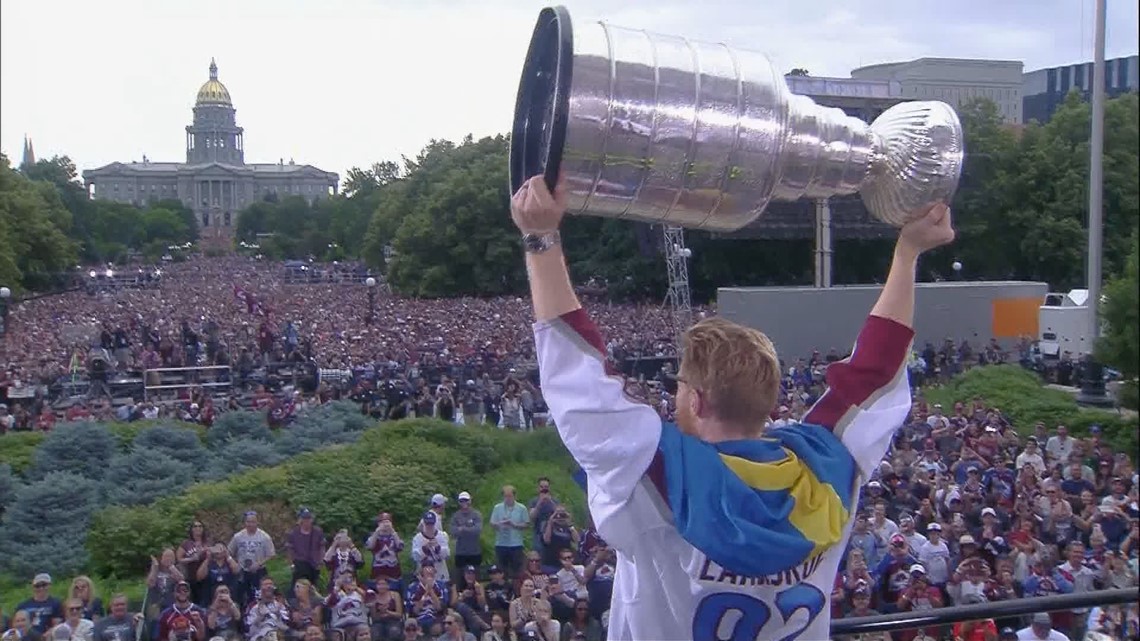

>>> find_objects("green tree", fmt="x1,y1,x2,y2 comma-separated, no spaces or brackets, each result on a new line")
343,160,403,198
944,93,1138,290
1098,232,1139,380
388,137,518,295
20,155,89,222
84,200,146,263
149,198,199,242
947,98,1023,279
142,208,188,244
0,154,78,291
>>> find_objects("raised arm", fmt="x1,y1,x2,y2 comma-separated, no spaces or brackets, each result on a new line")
803,203,954,477
512,175,662,510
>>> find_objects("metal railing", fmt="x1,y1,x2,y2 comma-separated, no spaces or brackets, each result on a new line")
831,588,1138,637
143,365,232,401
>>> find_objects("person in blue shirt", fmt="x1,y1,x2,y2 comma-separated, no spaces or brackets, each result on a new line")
16,574,64,635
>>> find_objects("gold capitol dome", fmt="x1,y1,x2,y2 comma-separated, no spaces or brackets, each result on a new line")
195,58,232,106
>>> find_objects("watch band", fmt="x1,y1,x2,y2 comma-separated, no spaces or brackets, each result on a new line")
521,230,561,254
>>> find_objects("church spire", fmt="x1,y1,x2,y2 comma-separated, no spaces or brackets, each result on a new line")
21,136,35,169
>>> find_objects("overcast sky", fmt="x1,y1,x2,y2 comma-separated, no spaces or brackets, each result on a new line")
2,0,1137,180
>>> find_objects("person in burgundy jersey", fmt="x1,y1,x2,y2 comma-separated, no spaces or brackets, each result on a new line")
366,513,405,587
874,533,920,612
156,581,207,641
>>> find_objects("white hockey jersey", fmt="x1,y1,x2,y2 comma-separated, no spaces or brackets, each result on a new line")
534,308,912,641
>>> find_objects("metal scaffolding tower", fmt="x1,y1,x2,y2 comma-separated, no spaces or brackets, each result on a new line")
663,224,693,344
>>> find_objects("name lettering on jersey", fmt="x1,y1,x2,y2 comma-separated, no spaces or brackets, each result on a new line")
697,552,826,588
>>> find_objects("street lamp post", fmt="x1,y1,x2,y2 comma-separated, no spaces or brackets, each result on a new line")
1078,0,1111,407
0,286,10,337
365,277,377,326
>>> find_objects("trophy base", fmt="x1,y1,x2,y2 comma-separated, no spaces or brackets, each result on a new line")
510,5,574,195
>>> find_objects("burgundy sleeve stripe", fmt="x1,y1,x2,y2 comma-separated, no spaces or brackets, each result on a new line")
804,315,914,432
559,308,621,377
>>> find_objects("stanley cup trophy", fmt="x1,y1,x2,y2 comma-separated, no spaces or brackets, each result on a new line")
510,6,965,230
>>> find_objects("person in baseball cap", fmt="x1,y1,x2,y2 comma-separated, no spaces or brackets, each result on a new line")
418,494,447,534
998,627,1018,640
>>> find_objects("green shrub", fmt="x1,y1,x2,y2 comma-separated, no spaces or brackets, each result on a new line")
0,463,16,515
0,472,103,578
0,432,45,474
287,445,393,539
88,465,293,578
922,365,1139,453
275,401,370,457
373,419,506,473
130,424,208,467
104,448,197,506
1,422,205,478
27,422,117,482
84,419,581,581
203,437,285,480
107,421,202,451
206,411,271,448
87,504,190,578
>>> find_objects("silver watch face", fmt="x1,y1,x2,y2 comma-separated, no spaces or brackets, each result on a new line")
523,232,558,253
523,234,544,252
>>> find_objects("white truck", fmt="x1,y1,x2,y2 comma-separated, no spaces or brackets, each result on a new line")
1038,289,1096,359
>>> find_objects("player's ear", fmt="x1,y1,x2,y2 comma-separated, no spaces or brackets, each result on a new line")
690,387,707,419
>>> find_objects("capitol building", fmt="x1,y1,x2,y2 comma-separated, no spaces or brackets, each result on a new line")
82,59,339,247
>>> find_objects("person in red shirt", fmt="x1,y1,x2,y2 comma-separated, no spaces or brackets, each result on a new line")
36,407,56,432
64,402,89,422
952,617,998,641
896,566,944,641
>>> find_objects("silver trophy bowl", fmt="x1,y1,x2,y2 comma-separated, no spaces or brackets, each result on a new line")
509,6,964,230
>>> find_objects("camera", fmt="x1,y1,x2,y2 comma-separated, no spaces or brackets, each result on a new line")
88,348,110,381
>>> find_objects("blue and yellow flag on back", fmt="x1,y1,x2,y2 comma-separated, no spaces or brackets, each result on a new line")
657,421,857,577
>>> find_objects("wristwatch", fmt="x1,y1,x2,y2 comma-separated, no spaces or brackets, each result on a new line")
521,230,561,254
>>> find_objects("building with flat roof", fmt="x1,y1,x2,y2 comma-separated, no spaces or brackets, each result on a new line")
1023,54,1138,123
782,75,908,122
851,57,1024,124
82,59,339,249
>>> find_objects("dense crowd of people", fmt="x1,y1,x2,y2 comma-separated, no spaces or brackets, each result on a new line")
0,257,693,428
3,391,1137,641
1,257,1137,641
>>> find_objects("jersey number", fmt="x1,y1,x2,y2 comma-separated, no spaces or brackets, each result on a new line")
692,585,826,641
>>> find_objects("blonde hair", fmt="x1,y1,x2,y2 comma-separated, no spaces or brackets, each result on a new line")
680,317,780,431
69,576,97,603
